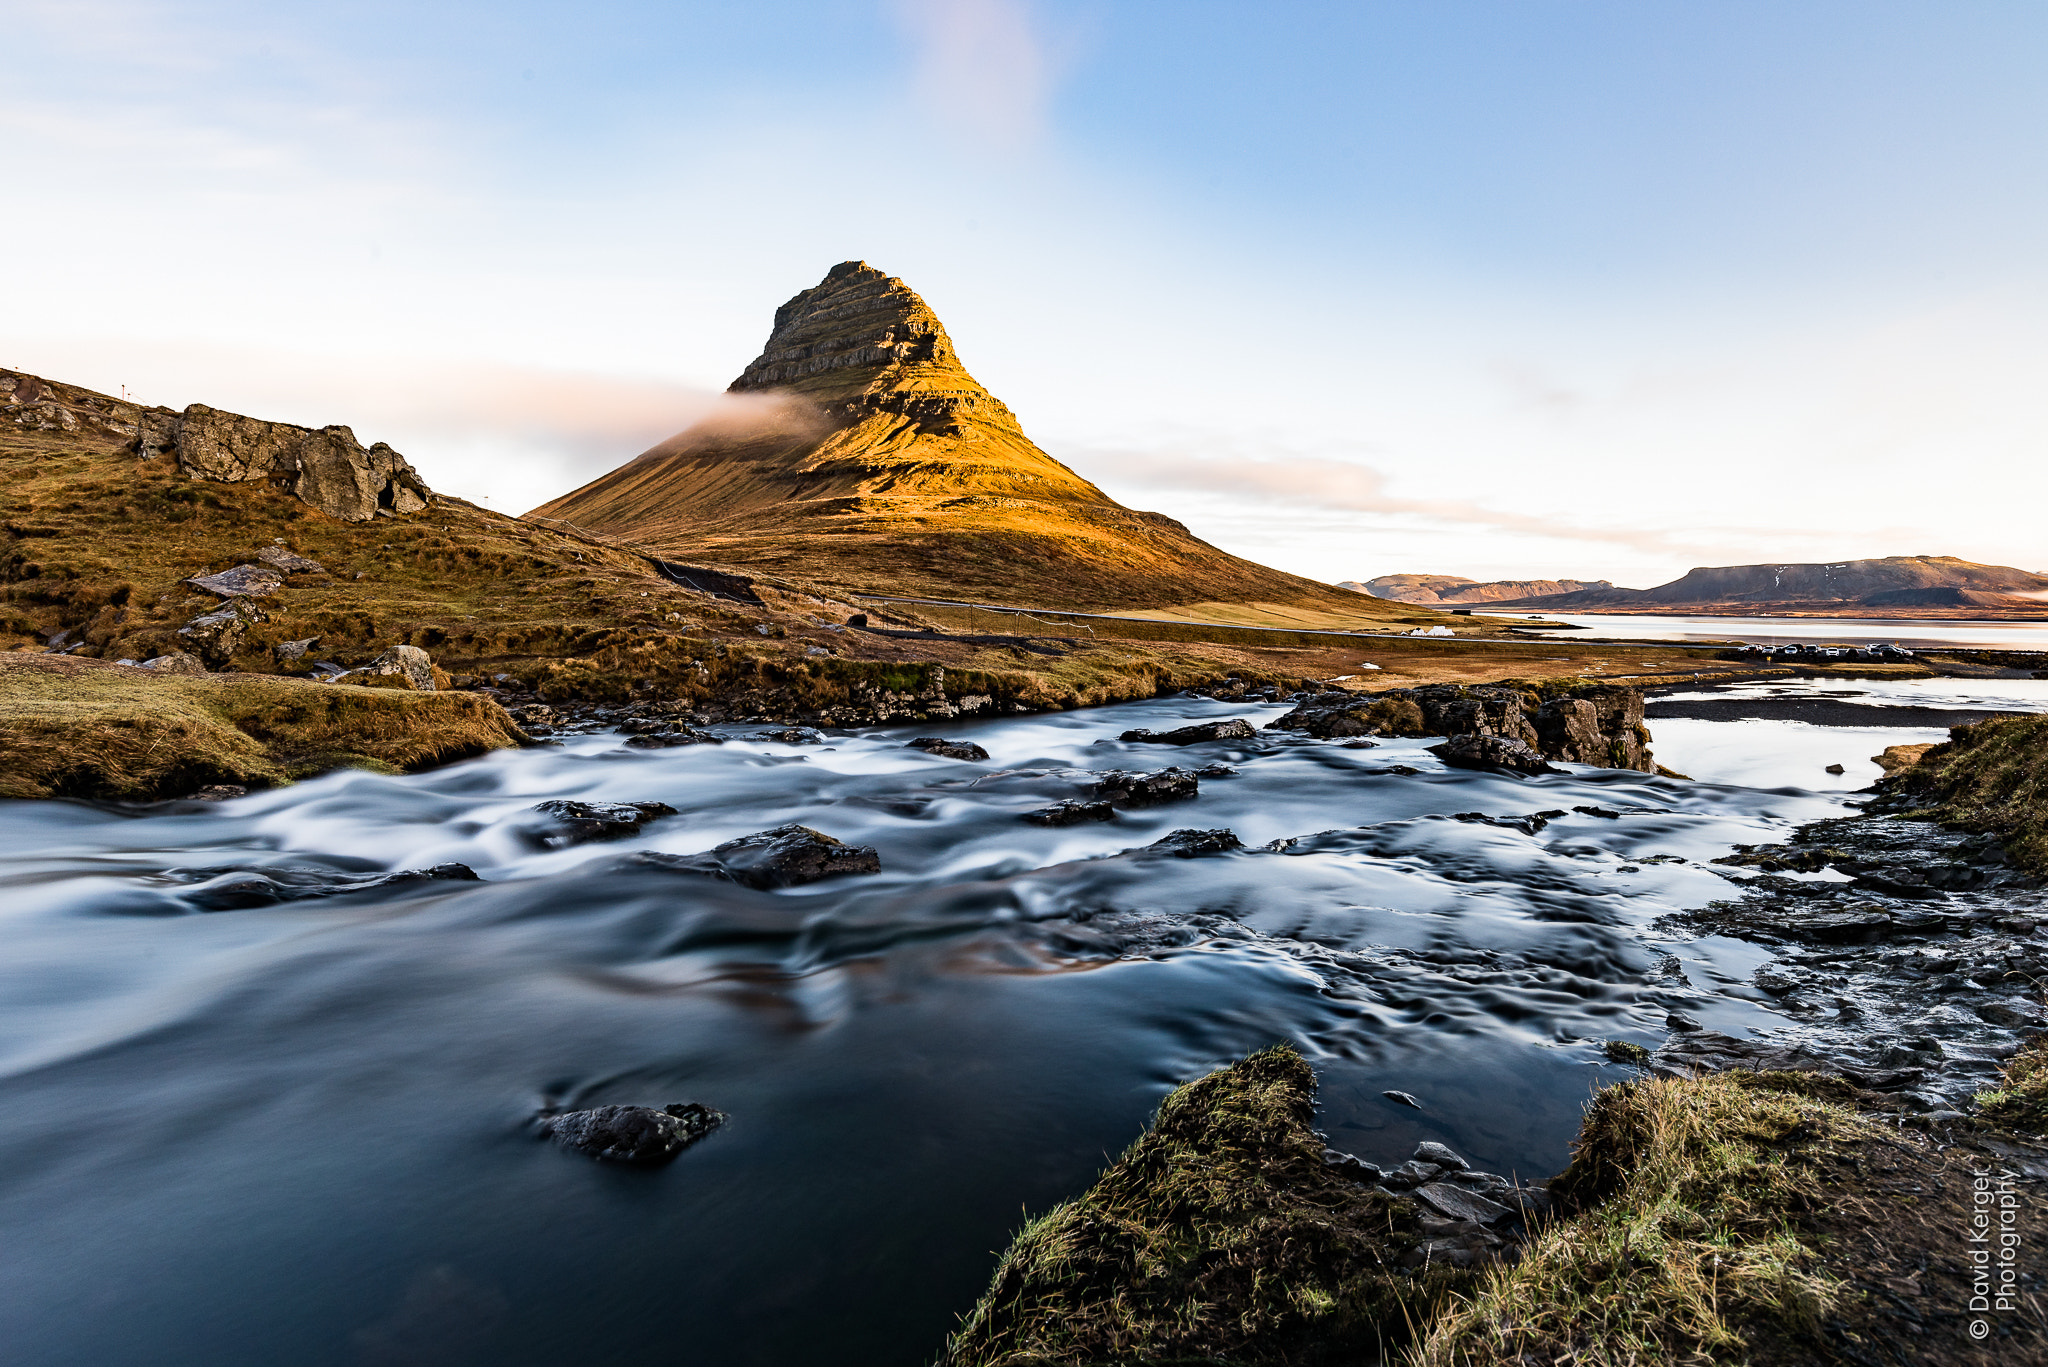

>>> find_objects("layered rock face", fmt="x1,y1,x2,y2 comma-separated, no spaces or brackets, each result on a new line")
2,369,430,523
529,263,1404,616
1347,574,1613,605
1270,683,1654,772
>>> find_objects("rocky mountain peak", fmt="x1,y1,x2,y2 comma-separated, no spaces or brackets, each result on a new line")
729,261,976,406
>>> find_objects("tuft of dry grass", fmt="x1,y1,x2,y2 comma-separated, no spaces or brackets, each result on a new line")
1976,1033,2048,1134
1894,713,2048,876
1415,1073,1868,1366
0,654,525,800
938,1046,1465,1367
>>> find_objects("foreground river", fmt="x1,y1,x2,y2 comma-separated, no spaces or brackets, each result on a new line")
0,680,2038,1366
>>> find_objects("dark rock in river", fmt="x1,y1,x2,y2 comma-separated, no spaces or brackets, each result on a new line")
631,824,881,889
908,736,990,761
1429,735,1560,776
1092,767,1200,808
1023,799,1115,826
1137,828,1244,858
624,727,722,749
1118,718,1257,746
543,1102,726,1165
753,727,824,744
528,800,678,848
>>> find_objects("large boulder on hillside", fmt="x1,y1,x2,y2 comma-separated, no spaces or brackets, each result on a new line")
351,645,436,691
140,404,431,523
183,564,284,599
176,606,250,667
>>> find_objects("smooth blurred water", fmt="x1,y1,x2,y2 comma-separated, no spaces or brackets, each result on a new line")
0,687,2006,1366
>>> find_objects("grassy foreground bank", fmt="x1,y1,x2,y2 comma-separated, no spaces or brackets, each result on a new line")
0,655,526,800
1893,713,2048,877
941,1049,2046,1367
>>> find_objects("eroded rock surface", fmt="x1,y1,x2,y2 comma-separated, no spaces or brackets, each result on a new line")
1093,767,1201,808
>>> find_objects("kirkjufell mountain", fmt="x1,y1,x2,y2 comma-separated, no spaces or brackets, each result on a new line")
530,262,1402,618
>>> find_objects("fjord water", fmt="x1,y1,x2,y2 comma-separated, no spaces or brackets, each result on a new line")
0,689,2008,1366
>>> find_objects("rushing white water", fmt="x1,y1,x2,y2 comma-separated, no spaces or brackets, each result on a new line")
0,682,2030,1366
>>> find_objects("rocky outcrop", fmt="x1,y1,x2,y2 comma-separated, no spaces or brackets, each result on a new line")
2,367,431,523
1270,683,1654,773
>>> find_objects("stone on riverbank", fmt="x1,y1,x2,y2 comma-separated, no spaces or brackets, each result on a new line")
1879,712,2048,876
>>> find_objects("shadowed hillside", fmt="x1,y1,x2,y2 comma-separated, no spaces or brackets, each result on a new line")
530,262,1407,622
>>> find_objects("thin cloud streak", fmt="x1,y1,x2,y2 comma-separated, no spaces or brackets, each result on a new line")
1075,444,1712,560
894,0,1053,151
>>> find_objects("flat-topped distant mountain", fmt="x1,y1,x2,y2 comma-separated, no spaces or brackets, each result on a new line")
1344,574,1614,605
530,262,1407,622
1490,556,2048,618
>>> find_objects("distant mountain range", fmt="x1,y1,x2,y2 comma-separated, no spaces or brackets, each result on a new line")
1344,574,1615,605
1352,557,2048,618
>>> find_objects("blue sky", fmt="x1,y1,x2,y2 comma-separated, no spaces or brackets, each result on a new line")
6,0,2046,585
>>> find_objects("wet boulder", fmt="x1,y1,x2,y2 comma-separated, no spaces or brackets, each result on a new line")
1137,828,1244,858
624,727,722,749
632,824,881,889
1119,718,1257,746
542,1102,726,1165
528,799,678,848
752,727,825,744
1092,767,1200,808
1429,735,1560,776
908,736,990,761
1266,691,1428,739
1023,799,1115,826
